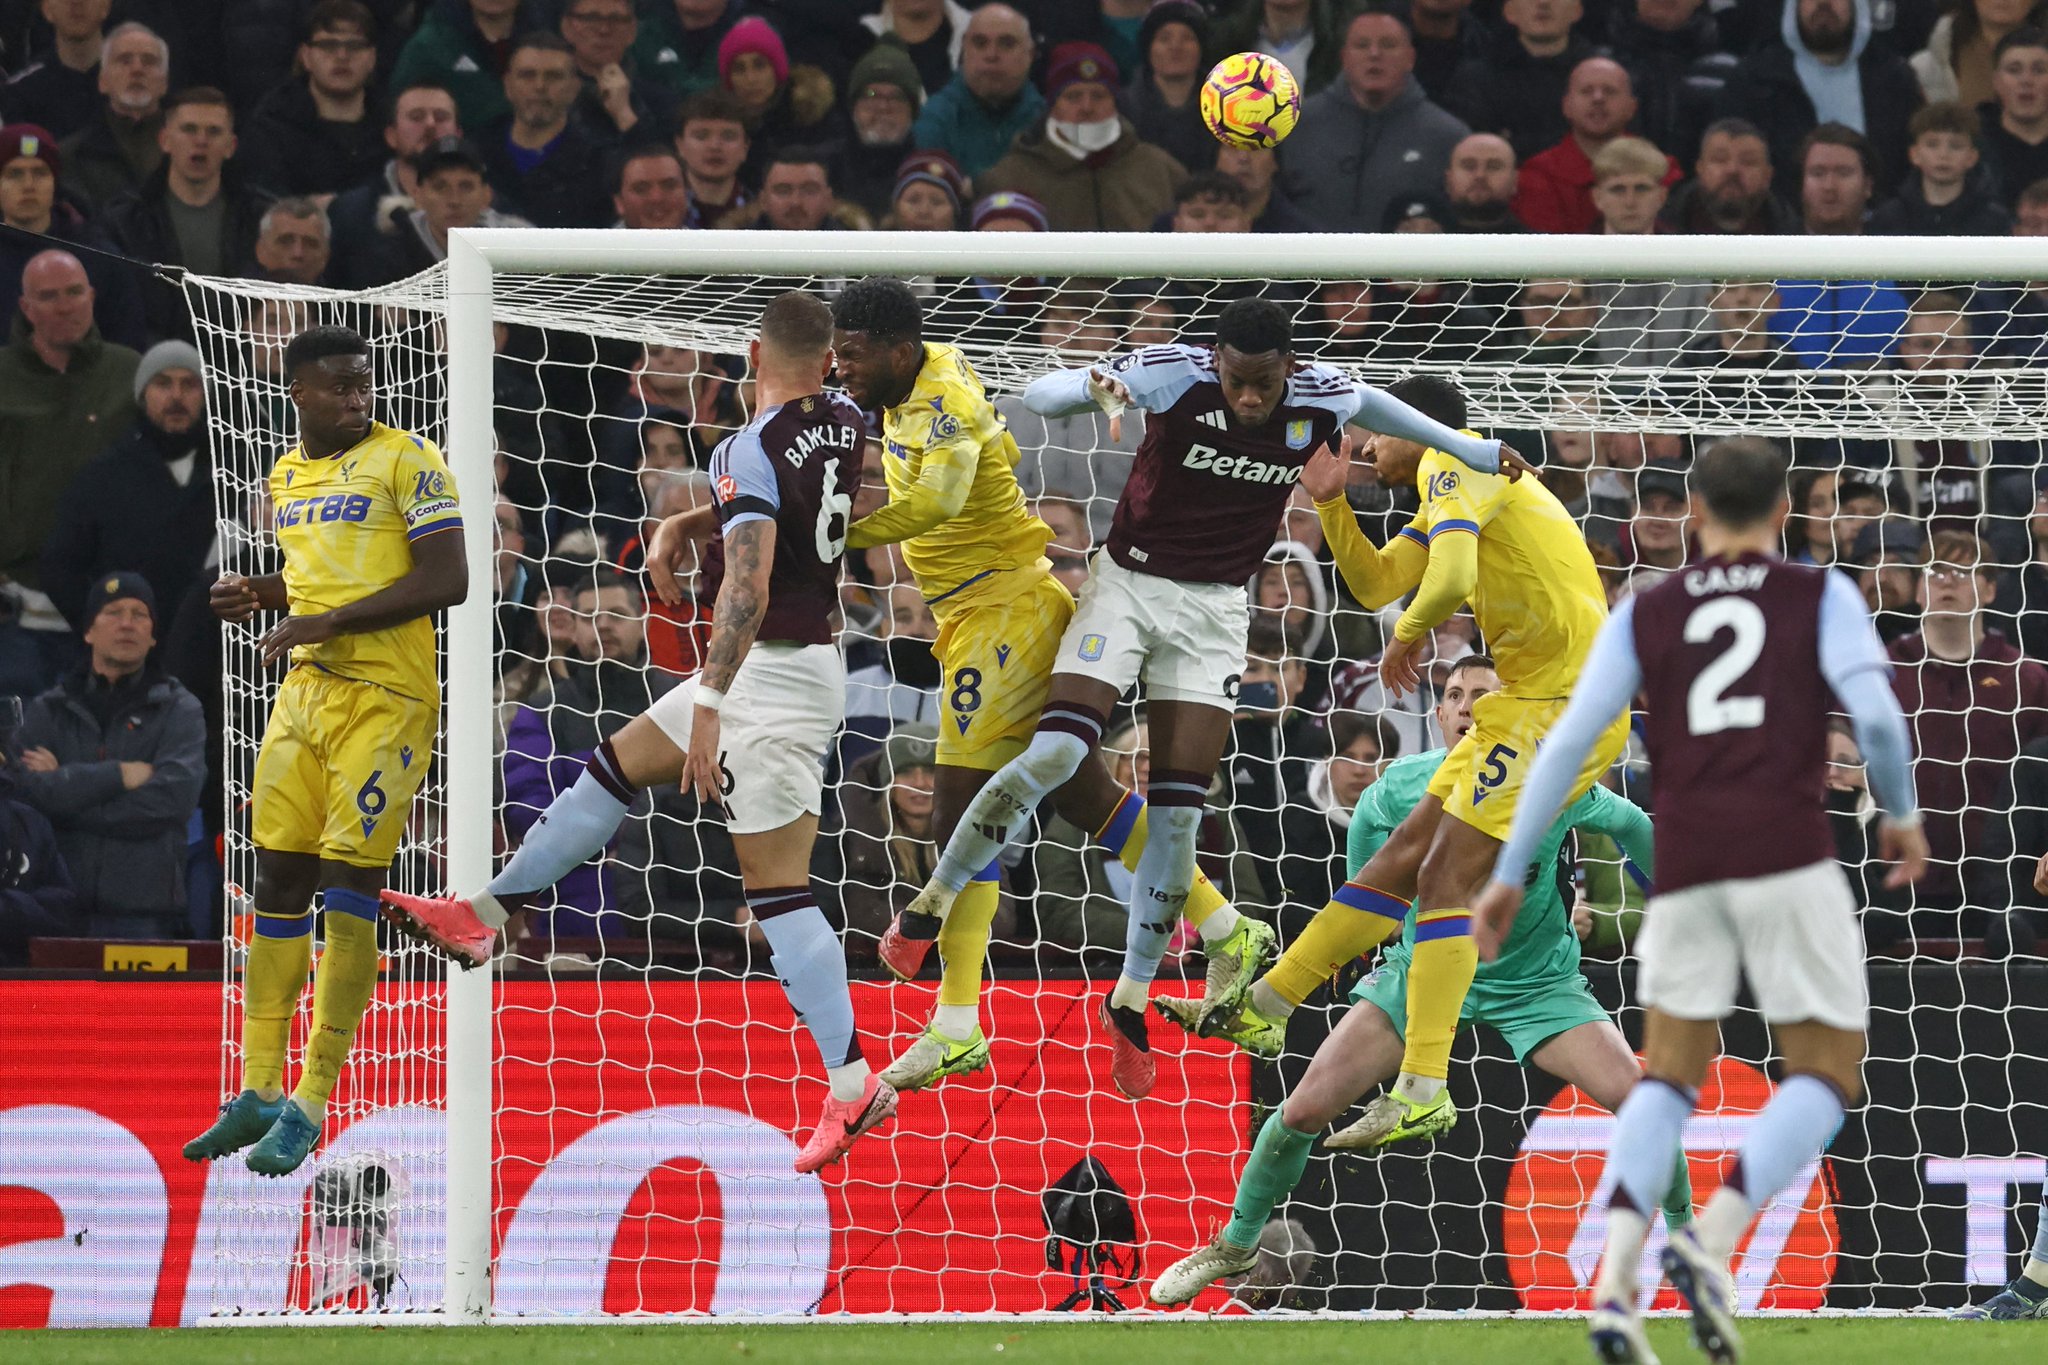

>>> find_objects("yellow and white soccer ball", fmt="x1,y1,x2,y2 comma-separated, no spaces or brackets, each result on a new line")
1200,51,1302,151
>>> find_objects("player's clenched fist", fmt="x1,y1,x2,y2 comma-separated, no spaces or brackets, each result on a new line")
1087,366,1134,442
210,573,262,623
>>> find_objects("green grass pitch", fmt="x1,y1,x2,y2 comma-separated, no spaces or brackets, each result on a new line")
5,1320,2036,1365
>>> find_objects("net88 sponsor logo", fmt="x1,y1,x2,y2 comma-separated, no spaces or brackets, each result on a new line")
1504,1055,1839,1311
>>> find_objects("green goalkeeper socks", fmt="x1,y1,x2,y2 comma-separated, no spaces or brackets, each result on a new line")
1224,1112,1316,1248
1664,1147,1698,1229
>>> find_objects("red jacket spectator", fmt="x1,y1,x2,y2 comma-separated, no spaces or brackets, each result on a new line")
1510,56,1681,232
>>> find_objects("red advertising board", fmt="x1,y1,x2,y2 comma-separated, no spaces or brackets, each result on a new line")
0,979,1251,1325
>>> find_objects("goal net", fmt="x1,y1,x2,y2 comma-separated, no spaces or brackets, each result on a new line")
181,230,2048,1321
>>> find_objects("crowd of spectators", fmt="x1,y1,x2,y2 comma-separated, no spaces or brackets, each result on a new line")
1,0,2045,969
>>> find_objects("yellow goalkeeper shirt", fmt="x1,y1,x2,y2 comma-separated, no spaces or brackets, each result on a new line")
1316,444,1607,699
846,342,1051,612
268,422,461,705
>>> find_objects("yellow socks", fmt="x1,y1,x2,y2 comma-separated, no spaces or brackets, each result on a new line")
1097,791,1231,930
1265,881,1411,1007
936,878,1001,1012
1403,909,1479,1080
241,910,314,1095
293,890,383,1112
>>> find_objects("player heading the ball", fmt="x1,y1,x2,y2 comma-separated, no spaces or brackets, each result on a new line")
896,298,1523,1097
183,325,469,1177
382,293,898,1173
1474,436,1926,1364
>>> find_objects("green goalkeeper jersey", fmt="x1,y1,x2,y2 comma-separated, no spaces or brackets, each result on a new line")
1347,748,1654,986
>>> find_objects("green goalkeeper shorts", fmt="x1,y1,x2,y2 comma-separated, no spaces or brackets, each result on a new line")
1349,955,1613,1064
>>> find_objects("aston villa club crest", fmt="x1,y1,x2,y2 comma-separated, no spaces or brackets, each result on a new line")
1285,419,1312,450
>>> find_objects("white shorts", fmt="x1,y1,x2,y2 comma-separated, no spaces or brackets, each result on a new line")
1054,554,1250,709
645,642,844,836
1638,859,1868,1032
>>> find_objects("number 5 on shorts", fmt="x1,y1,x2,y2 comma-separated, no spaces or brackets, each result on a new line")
1473,743,1517,806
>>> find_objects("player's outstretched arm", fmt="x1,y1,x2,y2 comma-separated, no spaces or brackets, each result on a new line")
1302,439,1427,610
1571,782,1655,889
257,526,469,666
680,517,775,809
1475,606,1642,958
1348,384,1522,478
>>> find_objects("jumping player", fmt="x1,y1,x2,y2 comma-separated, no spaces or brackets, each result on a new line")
1473,437,1925,1364
893,301,1521,1097
380,293,894,1173
1150,655,1694,1304
1172,374,1622,1155
829,278,1273,1100
182,326,469,1176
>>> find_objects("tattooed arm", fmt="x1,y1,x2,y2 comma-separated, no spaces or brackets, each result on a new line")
680,517,775,806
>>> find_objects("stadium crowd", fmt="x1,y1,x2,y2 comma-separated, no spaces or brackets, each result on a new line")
0,0,2045,969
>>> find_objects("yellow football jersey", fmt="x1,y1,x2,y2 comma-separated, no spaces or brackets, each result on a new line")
847,342,1050,613
1399,448,1607,699
267,422,460,705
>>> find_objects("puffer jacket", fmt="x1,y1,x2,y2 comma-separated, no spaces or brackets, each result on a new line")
977,117,1187,232
14,664,205,930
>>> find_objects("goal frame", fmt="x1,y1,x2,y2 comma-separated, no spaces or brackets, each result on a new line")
438,227,2048,1322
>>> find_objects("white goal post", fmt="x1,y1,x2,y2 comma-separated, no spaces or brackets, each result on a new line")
177,228,2048,1324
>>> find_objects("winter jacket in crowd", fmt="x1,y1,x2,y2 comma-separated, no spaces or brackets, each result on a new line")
1867,169,2014,235
1278,76,1469,233
40,417,215,635
239,76,391,200
390,0,553,132
1444,31,1597,161
1714,0,1923,196
977,116,1186,232
1610,8,1741,168
912,74,1047,181
0,768,78,966
15,663,205,935
0,314,139,590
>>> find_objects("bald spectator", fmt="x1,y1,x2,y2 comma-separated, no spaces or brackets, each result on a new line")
0,250,140,697
1660,116,1800,232
1981,28,2048,207
326,79,462,289
610,142,689,229
1280,9,1468,233
251,197,332,285
1210,0,1348,96
240,0,387,202
1442,131,1525,229
1408,0,1489,104
1513,57,1680,233
631,0,747,100
391,0,525,131
979,43,1186,232
560,0,677,139
1716,0,1922,196
0,124,143,348
1217,142,1317,230
41,340,213,636
480,34,611,229
58,21,168,214
5,0,112,140
1775,124,1910,368
912,4,1044,179
1445,0,1595,159
1611,0,1739,167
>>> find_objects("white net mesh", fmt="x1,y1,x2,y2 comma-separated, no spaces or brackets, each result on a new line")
184,242,2048,1319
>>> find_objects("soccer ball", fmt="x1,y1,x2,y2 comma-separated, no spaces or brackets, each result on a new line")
1200,52,1302,151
